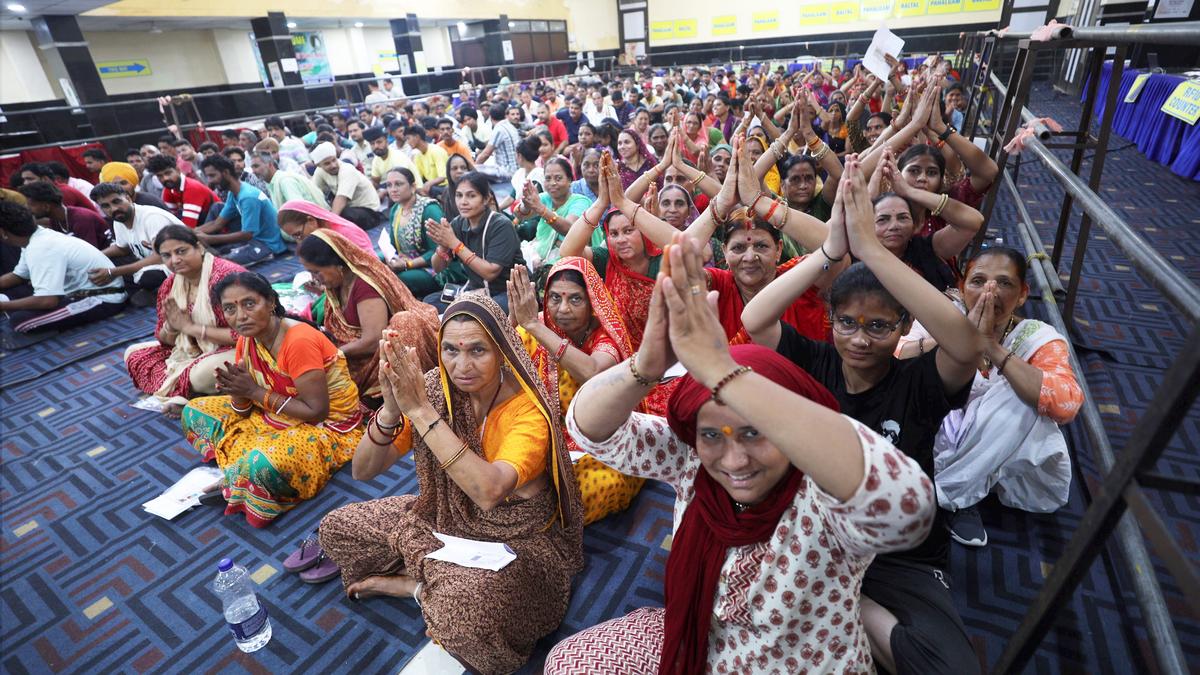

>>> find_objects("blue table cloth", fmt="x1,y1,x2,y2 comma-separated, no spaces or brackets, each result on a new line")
1091,61,1200,181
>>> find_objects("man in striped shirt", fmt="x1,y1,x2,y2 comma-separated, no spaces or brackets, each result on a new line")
148,154,219,228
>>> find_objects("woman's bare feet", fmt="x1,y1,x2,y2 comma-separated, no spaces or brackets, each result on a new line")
346,574,419,600
163,402,185,419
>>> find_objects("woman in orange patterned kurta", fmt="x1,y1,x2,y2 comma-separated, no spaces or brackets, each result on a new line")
181,272,366,528
508,257,645,525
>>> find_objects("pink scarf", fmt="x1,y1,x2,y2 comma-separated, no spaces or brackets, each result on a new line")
279,199,374,253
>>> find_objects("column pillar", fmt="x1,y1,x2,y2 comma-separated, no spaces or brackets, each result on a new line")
251,12,309,114
481,15,514,75
390,13,429,95
30,15,122,140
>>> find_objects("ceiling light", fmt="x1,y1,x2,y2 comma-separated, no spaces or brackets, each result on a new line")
7,3,27,11
354,21,363,28
287,21,297,28
456,21,467,34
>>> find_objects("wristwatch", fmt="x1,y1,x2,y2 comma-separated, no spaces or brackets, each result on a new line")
938,125,956,142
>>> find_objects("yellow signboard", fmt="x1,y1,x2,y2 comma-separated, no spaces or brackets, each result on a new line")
831,1,861,21
752,10,780,32
861,0,895,19
674,19,698,38
800,4,831,25
894,0,927,16
650,20,675,40
96,59,152,78
927,0,964,14
1124,74,1152,103
712,15,737,35
1161,80,1200,125
964,0,1001,10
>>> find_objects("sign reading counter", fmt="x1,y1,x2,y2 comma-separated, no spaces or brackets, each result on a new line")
96,59,151,78
1161,80,1200,125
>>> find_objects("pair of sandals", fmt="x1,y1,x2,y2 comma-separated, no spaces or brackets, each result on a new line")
284,533,341,584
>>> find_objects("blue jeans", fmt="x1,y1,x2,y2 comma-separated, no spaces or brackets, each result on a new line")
223,241,274,266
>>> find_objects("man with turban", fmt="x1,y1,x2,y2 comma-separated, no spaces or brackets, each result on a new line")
98,162,170,211
311,141,382,231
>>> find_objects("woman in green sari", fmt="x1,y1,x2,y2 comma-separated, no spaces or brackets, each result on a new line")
378,167,464,297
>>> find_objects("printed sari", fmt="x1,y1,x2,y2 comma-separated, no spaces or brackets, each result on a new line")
124,253,244,400
312,228,440,399
519,257,645,525
319,296,583,674
181,322,366,527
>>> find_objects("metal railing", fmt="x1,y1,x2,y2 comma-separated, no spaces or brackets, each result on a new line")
960,20,1200,675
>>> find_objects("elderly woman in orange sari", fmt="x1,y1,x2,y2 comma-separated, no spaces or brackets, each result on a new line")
318,296,583,674
181,272,366,527
507,258,645,525
296,229,439,402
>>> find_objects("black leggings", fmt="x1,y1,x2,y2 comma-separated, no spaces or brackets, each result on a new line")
341,206,381,231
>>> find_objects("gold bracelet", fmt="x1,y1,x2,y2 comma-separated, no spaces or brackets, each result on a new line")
931,193,950,217
811,143,830,162
439,442,470,470
711,365,753,406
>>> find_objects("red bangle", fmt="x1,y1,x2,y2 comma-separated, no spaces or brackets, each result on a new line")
464,252,478,266
553,337,570,362
452,242,466,256
750,192,771,216
764,198,782,223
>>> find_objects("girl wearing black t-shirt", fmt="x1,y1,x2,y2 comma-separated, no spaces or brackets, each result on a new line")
742,157,985,675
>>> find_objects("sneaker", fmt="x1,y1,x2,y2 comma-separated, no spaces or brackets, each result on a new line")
949,506,988,547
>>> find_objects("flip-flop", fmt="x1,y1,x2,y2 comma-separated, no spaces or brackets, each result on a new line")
283,534,322,574
299,552,341,584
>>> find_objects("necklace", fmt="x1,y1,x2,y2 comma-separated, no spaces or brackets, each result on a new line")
476,368,506,440
733,500,751,513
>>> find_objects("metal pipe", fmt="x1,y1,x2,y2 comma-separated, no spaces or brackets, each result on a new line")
1002,169,1065,299
1008,200,1190,675
980,21,1200,47
1021,133,1200,324
988,72,1053,139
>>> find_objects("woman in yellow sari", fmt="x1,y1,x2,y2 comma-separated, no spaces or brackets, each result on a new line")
181,272,366,527
318,295,583,674
297,229,440,402
508,257,645,525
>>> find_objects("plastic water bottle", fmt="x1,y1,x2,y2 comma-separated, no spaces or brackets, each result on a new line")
210,558,272,652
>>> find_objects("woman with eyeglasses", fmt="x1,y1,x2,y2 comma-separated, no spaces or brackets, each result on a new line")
741,157,983,675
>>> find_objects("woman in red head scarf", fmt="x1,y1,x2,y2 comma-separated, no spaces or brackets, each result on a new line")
543,235,934,675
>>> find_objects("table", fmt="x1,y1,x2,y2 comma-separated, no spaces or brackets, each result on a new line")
1092,61,1200,181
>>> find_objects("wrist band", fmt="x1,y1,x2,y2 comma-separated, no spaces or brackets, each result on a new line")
452,242,466,256
418,417,441,442
997,350,1017,375
819,243,846,263
628,355,657,387
938,124,956,141
711,365,753,406
464,252,478,266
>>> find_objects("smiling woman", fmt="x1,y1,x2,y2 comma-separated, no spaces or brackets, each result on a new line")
123,226,245,416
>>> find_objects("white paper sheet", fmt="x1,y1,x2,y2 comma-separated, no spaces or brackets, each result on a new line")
142,466,224,520
424,532,516,571
863,27,905,81
132,396,166,412
569,451,587,464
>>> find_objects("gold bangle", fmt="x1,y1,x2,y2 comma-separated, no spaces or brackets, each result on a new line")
439,442,470,470
931,193,950,217
690,171,707,188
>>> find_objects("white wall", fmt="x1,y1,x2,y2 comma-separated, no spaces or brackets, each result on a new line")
85,30,229,95
419,26,454,68
212,29,261,85
0,30,58,104
563,0,621,52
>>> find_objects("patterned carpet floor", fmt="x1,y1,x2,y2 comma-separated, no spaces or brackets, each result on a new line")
2,81,1198,674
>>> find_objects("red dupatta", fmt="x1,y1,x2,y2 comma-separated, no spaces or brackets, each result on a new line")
600,209,661,350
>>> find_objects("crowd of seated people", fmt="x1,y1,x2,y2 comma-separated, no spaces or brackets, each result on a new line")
0,55,1088,674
